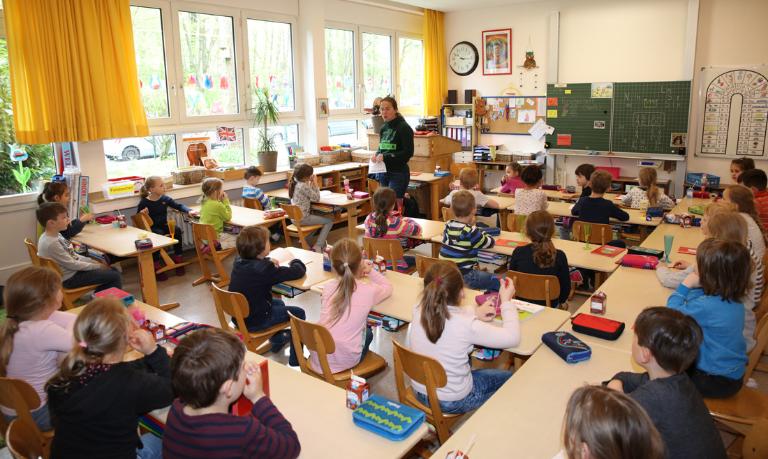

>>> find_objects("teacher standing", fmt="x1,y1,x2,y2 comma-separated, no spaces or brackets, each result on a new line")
374,96,414,207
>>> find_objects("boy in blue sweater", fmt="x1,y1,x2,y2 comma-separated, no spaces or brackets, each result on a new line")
242,166,270,209
571,170,629,224
667,238,750,398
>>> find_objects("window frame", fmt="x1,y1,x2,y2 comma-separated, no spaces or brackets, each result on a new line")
359,26,394,111
324,22,359,117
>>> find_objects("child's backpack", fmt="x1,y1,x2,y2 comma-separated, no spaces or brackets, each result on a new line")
402,195,423,219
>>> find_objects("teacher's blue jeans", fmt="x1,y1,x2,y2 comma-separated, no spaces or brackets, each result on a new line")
380,166,410,198
416,369,512,414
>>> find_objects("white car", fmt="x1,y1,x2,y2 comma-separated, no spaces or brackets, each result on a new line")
104,137,163,161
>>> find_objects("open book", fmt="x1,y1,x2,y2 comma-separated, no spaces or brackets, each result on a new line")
268,247,314,267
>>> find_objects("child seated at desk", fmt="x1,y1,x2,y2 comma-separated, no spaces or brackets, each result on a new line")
407,262,519,414
47,298,173,459
36,202,122,293
620,168,674,210
513,165,547,216
740,168,768,229
731,157,755,184
667,239,750,398
442,168,500,216
725,184,767,262
364,187,422,270
311,239,392,374
38,181,93,239
571,170,630,225
242,166,271,209
605,307,726,459
559,164,596,240
163,328,300,459
199,177,236,250
440,190,500,291
290,163,333,252
228,226,306,366
499,161,524,195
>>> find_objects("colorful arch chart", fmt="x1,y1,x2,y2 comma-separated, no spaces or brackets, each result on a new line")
700,68,768,157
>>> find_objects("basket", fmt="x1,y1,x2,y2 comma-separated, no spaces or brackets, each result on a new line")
686,172,720,188
205,167,247,181
352,150,375,163
172,166,206,185
320,150,341,164
297,154,320,166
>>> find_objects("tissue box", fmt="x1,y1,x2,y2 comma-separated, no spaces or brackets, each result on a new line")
352,191,369,199
94,287,135,306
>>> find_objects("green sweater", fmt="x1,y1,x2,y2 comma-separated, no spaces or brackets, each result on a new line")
199,196,232,235
378,115,414,173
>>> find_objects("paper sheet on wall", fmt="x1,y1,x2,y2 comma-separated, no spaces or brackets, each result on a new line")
368,156,387,174
528,119,554,140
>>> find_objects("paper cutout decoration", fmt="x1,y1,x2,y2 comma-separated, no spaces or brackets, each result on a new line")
547,109,558,118
557,134,572,146
220,75,229,90
547,97,558,106
523,50,537,69
139,79,143,89
187,74,197,86
9,144,28,162
204,75,213,89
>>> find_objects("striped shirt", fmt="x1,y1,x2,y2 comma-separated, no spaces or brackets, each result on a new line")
439,220,495,272
754,190,768,230
364,212,423,270
243,186,270,209
162,398,301,459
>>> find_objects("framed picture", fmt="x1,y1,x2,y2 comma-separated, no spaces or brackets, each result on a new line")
317,98,329,119
482,28,512,75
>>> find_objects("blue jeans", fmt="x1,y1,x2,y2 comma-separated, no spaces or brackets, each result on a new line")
462,270,500,292
416,369,512,414
137,433,162,459
3,404,51,431
360,326,374,362
63,267,122,292
380,167,410,198
240,299,306,366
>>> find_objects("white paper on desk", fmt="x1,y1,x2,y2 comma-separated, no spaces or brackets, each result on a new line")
319,189,333,197
268,247,314,267
368,157,386,174
528,119,554,140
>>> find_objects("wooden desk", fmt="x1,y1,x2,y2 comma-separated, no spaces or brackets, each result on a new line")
356,218,446,243
408,172,452,220
277,247,335,291
73,225,179,311
190,205,291,242
266,189,370,239
535,200,663,227
490,186,622,203
670,196,716,215
640,223,704,264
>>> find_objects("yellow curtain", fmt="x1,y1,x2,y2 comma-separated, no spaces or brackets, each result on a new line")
422,9,446,117
3,0,148,144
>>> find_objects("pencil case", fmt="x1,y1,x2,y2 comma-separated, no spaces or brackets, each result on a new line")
541,184,560,190
619,254,659,270
479,226,501,236
571,313,625,341
646,207,665,218
541,331,592,363
627,246,664,259
352,395,425,441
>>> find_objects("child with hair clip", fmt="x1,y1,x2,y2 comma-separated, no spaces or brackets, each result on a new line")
310,239,393,374
137,176,198,278
621,167,674,209
730,157,755,184
290,163,333,251
558,385,665,459
199,177,236,250
46,298,173,459
667,239,751,398
1,266,73,431
508,210,571,308
407,262,520,414
514,165,548,216
38,181,93,238
499,162,524,194
364,187,422,270
725,184,766,260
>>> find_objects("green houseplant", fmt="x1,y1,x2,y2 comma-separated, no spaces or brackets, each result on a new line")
250,87,280,172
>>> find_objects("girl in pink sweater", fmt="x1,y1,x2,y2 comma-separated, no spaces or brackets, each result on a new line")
310,239,393,373
1,266,74,431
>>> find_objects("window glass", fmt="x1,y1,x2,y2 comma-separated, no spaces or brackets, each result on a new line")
131,6,170,118
181,129,244,165
398,37,424,116
361,32,391,108
248,124,298,170
103,135,177,179
325,28,355,110
247,19,295,112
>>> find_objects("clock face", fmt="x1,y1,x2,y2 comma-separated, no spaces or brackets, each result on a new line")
449,41,479,76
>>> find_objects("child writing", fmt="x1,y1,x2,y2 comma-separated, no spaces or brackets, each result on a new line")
0,266,73,431
364,186,422,270
499,162,524,195
730,157,755,184
725,184,766,260
38,181,93,238
137,176,197,277
163,328,300,459
242,166,271,209
513,165,548,216
442,168,500,214
290,163,333,252
740,168,768,229
407,262,520,414
310,239,393,374
604,307,726,459
36,202,123,292
229,226,306,366
560,386,665,459
571,170,630,225
199,177,236,249
621,167,674,209
508,210,571,308
667,238,750,398
440,190,500,291
46,298,173,458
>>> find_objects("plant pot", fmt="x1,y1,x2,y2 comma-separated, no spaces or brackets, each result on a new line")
371,115,385,134
257,151,278,172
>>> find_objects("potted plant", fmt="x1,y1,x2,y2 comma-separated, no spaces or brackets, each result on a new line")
250,87,280,172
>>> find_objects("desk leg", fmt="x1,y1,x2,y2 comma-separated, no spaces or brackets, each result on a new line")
429,182,440,221
280,218,290,247
499,209,509,231
347,206,358,239
431,241,440,258
137,250,179,311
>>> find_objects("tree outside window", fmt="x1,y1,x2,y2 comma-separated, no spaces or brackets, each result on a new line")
325,28,355,110
131,6,170,119
248,19,295,112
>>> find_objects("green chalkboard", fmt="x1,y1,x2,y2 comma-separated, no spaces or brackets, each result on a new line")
545,84,612,151
611,81,691,154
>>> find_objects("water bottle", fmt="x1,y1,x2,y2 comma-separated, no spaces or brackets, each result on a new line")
435,165,441,175
686,186,693,199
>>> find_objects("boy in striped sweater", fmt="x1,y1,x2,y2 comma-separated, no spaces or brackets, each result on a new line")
163,328,300,459
439,190,500,291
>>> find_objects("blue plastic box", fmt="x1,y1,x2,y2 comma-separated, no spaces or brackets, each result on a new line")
686,172,720,188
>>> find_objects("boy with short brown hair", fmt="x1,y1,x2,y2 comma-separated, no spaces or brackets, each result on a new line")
442,167,500,210
571,170,630,224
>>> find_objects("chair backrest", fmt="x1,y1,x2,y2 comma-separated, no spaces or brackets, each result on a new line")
450,162,474,180
506,271,560,309
743,418,768,459
243,197,263,210
367,179,379,194
363,237,405,270
441,206,455,222
210,283,251,334
571,221,612,245
190,222,220,251
506,213,528,233
280,203,304,224
745,314,768,381
6,418,47,459
288,313,337,384
415,255,445,278
24,238,40,266
38,256,63,277
0,378,45,445
131,212,154,231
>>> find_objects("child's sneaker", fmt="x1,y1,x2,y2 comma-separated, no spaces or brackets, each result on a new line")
154,261,168,282
173,255,186,276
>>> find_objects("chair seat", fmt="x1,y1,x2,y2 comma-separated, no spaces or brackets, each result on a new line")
63,284,100,295
705,387,768,425
306,350,388,385
286,223,324,233
403,389,463,424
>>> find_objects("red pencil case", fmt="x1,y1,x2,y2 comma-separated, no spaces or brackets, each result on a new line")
619,254,659,270
571,313,625,341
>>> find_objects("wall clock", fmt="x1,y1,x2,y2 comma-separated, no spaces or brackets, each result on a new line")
449,41,479,76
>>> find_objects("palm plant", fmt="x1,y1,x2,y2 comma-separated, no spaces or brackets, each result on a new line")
251,87,280,153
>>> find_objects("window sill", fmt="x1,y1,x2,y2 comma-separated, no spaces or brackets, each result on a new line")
0,191,42,213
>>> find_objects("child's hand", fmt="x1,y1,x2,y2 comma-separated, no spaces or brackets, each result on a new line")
219,190,228,201
243,361,266,403
361,259,373,275
140,208,149,215
499,277,516,303
682,271,700,288
271,258,280,268
128,328,157,355
606,379,624,392
80,213,94,222
188,210,199,217
670,260,690,270
475,301,496,321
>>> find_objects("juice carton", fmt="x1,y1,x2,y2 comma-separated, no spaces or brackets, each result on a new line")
590,291,607,315
346,375,369,409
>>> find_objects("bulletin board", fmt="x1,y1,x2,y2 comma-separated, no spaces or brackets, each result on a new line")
479,96,547,135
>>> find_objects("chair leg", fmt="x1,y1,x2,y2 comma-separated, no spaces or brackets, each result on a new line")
280,220,291,248
193,255,215,286
298,230,311,250
212,256,230,288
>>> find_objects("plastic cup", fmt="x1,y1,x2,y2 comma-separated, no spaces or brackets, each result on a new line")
664,234,674,263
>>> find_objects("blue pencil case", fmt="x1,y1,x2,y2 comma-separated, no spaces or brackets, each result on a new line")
479,226,501,236
542,331,592,363
352,395,425,441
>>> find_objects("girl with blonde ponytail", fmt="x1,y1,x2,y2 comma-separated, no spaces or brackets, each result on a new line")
622,168,674,209
1,266,70,431
310,238,393,374
363,187,422,270
407,262,521,414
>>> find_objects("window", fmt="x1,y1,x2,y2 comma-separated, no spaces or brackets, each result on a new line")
248,124,298,169
131,6,170,119
178,11,238,116
103,135,177,179
328,120,365,146
182,129,244,165
361,32,392,108
0,38,55,196
325,28,355,110
398,37,424,116
247,19,295,112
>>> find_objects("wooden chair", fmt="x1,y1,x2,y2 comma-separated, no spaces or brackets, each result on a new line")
506,213,528,233
571,221,612,245
363,237,416,274
441,206,455,222
280,204,325,250
190,222,236,288
131,213,194,276
210,283,289,354
6,418,49,459
243,197,264,210
392,340,462,444
743,418,768,459
0,378,53,455
24,238,41,266
414,255,447,278
36,256,99,310
367,178,379,194
450,162,475,181
507,270,564,309
288,313,387,388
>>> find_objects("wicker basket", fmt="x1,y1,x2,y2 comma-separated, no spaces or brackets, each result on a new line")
297,154,320,166
337,150,352,162
495,152,513,163
352,150,375,163
172,166,206,185
320,150,341,164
